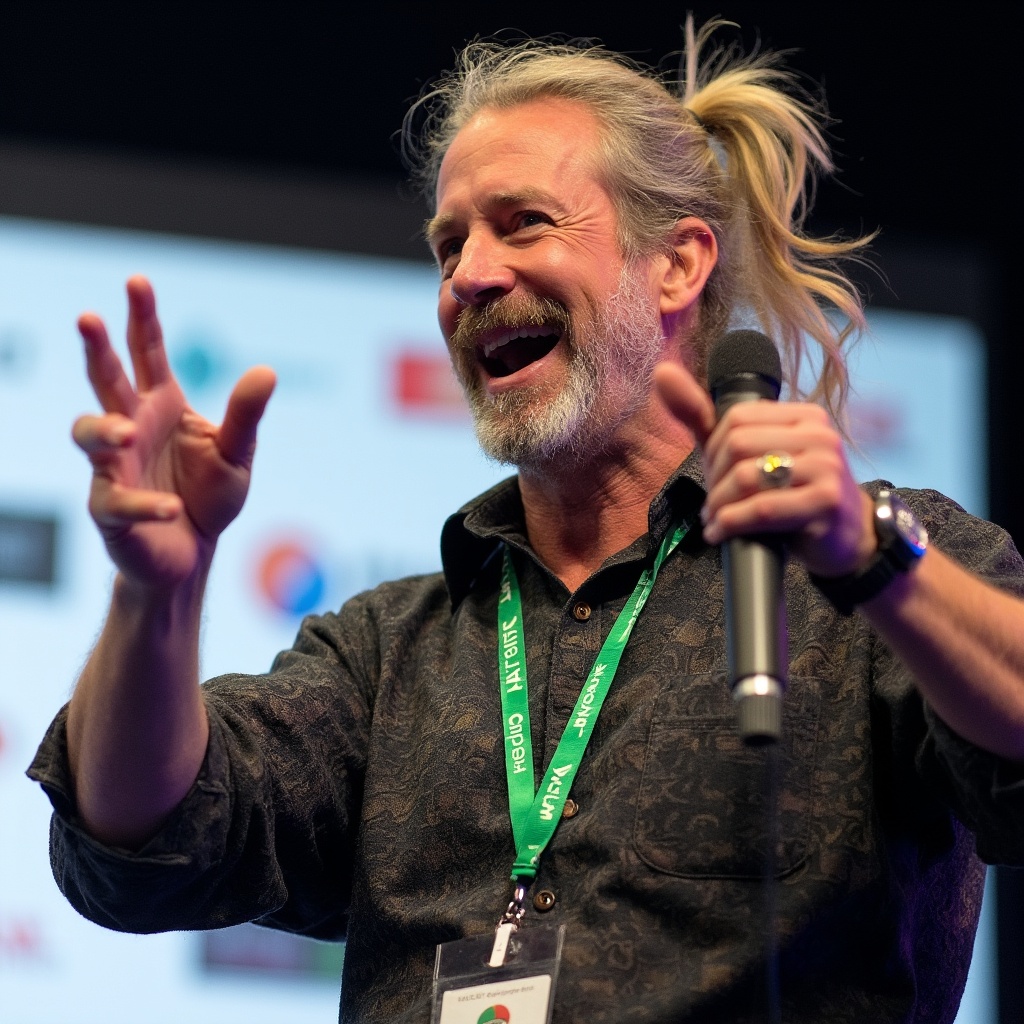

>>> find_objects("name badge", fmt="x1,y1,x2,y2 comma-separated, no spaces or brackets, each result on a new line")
432,924,564,1024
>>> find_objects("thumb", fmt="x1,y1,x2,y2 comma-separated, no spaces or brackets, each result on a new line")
653,362,716,447
217,366,277,468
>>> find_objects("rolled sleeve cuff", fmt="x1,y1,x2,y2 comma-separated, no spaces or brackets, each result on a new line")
922,705,1024,866
26,703,238,933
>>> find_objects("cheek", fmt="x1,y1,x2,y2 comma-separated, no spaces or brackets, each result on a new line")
437,288,459,342
531,243,626,305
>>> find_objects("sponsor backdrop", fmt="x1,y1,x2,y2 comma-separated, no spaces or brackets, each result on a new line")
0,214,995,1022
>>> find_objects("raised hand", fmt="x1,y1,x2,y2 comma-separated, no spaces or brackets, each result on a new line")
653,361,874,577
72,276,276,588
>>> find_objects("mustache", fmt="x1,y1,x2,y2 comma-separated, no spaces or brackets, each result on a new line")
449,293,572,352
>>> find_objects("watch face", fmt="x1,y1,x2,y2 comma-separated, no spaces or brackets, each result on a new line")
878,491,929,559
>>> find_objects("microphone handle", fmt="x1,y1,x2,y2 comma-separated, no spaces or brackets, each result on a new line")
714,385,788,744
722,534,786,743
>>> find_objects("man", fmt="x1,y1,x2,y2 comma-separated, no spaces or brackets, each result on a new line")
29,27,1024,1024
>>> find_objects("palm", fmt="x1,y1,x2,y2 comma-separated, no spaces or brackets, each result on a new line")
104,389,242,585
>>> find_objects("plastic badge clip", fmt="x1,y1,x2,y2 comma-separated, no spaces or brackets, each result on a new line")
490,879,530,967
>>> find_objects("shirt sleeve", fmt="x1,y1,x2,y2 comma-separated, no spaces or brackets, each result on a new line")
26,599,381,939
882,487,1024,866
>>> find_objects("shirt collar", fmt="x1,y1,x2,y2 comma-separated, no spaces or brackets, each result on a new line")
440,451,707,609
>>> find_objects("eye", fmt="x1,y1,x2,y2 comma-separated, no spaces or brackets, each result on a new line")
435,237,463,275
513,211,550,231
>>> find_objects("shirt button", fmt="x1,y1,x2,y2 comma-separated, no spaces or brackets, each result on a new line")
561,799,579,819
533,889,557,912
572,602,592,622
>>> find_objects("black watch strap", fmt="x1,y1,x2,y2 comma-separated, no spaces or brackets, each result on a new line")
810,488,928,615
810,556,903,616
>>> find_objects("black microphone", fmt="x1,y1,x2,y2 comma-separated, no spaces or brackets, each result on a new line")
707,330,787,744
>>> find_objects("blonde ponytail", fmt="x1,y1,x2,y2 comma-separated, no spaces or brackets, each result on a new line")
682,17,870,421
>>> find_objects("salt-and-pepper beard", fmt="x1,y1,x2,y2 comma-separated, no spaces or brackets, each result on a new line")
448,263,665,470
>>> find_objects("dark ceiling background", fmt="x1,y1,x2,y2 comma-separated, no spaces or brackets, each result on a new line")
2,3,1018,246
0,0,1021,525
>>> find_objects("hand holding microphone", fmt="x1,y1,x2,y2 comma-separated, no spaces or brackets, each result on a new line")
654,330,875,740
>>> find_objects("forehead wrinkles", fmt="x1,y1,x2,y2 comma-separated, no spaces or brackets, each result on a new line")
432,99,608,210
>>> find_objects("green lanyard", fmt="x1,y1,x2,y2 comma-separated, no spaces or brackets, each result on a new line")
497,519,690,882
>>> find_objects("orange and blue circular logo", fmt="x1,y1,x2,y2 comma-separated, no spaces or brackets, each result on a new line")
256,540,326,616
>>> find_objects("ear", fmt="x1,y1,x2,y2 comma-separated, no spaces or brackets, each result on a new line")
654,216,718,316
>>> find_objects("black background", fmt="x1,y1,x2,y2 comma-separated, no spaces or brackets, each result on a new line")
1,3,1022,1019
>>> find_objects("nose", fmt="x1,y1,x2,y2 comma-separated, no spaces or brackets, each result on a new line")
449,232,516,306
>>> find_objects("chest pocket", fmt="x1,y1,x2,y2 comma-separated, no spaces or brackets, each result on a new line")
632,674,821,879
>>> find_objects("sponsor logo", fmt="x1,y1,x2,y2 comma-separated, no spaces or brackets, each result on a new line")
255,540,327,616
478,1006,511,1023
169,327,326,398
0,511,58,586
500,615,524,691
538,763,573,821
170,330,231,393
252,538,439,618
0,915,45,962
506,712,529,775
391,350,468,417
0,327,36,381
849,398,905,451
201,923,344,980
572,663,606,737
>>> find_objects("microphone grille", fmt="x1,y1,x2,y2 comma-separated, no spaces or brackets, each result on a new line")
707,330,782,393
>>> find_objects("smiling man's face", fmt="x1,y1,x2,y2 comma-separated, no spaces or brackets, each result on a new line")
430,97,665,469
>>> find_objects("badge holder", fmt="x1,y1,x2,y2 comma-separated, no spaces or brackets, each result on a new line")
431,884,564,1024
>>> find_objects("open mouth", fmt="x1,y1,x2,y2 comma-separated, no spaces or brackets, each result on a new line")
478,325,563,378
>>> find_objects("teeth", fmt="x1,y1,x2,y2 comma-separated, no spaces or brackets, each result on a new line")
481,325,559,359
482,337,511,359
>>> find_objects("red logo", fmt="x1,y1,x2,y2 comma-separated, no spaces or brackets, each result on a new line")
0,916,45,961
392,351,468,417
849,398,905,450
0,714,13,764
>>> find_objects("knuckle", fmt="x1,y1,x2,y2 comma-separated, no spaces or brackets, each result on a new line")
818,449,844,476
747,493,776,528
719,432,745,464
716,405,748,433
805,477,842,517
820,479,843,508
86,489,109,523
820,430,844,457
808,404,830,425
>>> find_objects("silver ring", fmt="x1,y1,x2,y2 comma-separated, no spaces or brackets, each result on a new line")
756,452,794,489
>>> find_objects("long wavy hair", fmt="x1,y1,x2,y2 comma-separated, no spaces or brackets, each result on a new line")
403,18,872,422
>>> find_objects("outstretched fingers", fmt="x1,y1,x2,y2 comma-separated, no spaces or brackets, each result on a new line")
79,313,141,416
217,366,277,468
125,275,174,393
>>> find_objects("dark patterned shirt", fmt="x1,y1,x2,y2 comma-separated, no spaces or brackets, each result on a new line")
29,456,1024,1023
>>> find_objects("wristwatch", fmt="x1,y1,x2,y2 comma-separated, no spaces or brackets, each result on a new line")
810,488,928,615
